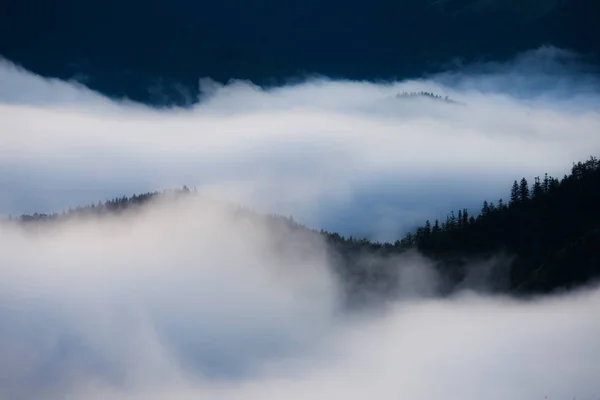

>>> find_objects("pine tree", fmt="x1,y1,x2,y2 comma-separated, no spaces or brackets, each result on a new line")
433,219,441,235
532,176,543,199
449,211,457,229
510,180,520,205
519,178,530,202
481,201,489,216
498,199,505,210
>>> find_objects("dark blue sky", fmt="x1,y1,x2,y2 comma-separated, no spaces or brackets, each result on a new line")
1,0,598,105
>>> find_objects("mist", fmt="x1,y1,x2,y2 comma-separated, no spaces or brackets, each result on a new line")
1,195,599,399
2,46,600,239
1,45,600,399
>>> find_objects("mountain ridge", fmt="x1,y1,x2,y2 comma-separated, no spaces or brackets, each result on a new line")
7,156,600,305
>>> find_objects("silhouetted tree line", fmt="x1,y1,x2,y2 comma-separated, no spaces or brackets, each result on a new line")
10,156,600,303
18,191,161,222
396,91,463,105
16,187,200,223
406,156,600,294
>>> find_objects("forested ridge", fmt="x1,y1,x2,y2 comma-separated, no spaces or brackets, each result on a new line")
405,156,600,294
9,156,600,304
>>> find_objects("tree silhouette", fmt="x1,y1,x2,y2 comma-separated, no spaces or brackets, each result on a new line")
519,178,530,202
510,180,520,205
409,156,600,294
9,156,600,302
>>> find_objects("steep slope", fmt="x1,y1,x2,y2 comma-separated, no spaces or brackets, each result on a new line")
408,156,600,294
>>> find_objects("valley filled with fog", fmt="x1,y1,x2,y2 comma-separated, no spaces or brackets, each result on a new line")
1,194,600,399
1,46,600,399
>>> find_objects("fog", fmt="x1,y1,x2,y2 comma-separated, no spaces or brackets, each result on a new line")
1,45,600,399
0,196,599,400
0,196,338,397
2,46,600,239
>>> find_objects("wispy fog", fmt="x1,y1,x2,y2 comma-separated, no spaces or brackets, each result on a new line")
0,196,599,399
2,46,600,239
1,46,600,399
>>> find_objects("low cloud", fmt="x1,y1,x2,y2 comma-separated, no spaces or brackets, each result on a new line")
0,196,599,399
1,46,600,239
0,196,339,397
1,46,600,398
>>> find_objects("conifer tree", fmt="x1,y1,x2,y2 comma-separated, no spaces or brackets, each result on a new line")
519,178,530,202
510,180,520,205
481,201,489,215
532,176,543,199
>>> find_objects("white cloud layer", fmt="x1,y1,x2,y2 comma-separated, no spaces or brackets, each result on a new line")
0,196,599,400
1,46,600,239
1,46,600,399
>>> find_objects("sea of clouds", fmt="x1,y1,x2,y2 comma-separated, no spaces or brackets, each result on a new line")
0,195,599,399
1,46,600,399
2,46,600,239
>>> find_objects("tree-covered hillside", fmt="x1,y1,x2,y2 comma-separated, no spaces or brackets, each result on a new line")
406,156,600,294
1,0,598,105
10,156,600,304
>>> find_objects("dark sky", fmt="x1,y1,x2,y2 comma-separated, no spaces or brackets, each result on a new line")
1,0,599,104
